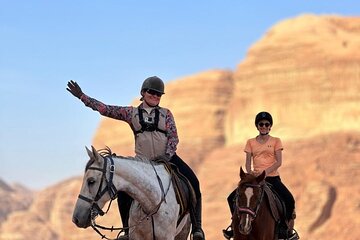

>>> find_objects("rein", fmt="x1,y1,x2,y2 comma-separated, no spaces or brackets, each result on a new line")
78,155,171,240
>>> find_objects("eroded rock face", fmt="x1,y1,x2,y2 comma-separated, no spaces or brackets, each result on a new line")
226,15,360,145
0,179,33,223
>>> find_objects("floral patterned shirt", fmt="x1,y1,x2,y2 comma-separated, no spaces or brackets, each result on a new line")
80,94,179,157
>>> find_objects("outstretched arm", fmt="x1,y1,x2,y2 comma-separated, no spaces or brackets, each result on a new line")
66,80,133,123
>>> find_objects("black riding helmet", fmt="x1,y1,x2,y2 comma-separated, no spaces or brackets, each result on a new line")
255,111,273,126
141,76,165,94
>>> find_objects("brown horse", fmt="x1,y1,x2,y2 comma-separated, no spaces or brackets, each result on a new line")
232,167,276,240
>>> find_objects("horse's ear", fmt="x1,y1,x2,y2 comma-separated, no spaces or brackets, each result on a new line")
256,170,266,183
91,145,102,161
85,146,93,158
240,167,246,180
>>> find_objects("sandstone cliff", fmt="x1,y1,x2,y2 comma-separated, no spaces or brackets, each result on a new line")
226,14,360,145
1,14,360,240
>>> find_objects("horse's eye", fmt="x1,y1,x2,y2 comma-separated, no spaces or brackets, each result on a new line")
87,178,96,186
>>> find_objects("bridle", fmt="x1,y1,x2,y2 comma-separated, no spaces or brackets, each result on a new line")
77,155,171,240
236,182,265,220
78,156,118,217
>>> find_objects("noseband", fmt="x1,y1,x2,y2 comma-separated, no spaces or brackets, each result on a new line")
78,156,118,216
236,183,265,219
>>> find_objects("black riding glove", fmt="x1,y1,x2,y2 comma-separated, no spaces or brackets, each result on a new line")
67,80,83,99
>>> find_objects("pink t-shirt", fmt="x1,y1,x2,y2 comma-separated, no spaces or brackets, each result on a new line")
244,136,283,177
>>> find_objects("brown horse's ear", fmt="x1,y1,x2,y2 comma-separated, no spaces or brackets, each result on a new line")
256,170,266,183
240,167,246,180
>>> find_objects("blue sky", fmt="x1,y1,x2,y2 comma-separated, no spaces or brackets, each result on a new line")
1,1,359,190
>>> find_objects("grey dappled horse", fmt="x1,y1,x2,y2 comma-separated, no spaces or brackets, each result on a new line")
72,146,191,240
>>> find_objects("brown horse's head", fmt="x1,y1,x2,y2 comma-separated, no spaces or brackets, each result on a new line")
235,167,266,235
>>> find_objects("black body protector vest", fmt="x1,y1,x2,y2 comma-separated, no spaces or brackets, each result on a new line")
133,108,167,135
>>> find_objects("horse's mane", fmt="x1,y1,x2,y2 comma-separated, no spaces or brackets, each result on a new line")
98,146,117,158
85,146,146,171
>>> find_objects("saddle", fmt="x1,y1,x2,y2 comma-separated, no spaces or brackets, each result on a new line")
264,183,297,239
153,158,197,225
263,183,286,223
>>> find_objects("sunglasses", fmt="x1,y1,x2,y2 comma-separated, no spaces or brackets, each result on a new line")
146,89,163,97
258,122,271,127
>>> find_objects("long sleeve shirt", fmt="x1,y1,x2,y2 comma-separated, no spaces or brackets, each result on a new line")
80,94,179,158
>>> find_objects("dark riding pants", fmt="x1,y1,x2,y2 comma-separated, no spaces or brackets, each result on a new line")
265,176,295,220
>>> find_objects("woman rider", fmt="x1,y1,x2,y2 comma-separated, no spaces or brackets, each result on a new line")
223,112,299,240
67,76,205,240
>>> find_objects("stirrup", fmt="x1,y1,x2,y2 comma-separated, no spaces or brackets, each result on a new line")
288,229,300,240
278,229,300,240
222,225,233,239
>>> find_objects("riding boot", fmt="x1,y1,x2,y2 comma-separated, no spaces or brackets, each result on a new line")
278,220,290,240
223,189,236,239
191,197,205,240
117,191,132,240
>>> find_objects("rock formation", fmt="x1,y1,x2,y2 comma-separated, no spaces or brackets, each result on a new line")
0,178,33,223
226,14,360,145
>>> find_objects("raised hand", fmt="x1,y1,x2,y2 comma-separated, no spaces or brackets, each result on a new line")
67,80,83,99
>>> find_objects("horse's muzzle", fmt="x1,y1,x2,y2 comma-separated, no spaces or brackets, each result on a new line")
72,215,91,228
239,224,252,235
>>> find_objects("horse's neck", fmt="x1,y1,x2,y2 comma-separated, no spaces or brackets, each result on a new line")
113,157,167,212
